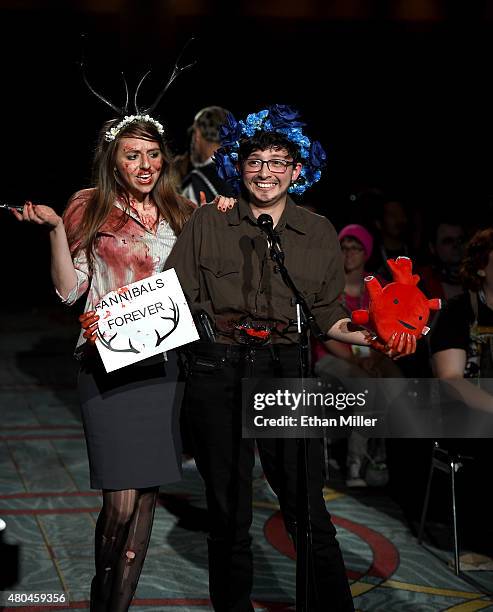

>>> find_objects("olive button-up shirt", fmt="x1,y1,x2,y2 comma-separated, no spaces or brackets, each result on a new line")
165,196,346,344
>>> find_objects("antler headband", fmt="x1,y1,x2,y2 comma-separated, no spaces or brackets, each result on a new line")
81,37,197,141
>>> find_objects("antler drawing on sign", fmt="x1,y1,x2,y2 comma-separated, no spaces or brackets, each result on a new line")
97,330,140,354
155,298,180,347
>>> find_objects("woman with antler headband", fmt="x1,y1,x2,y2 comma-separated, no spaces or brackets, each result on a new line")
13,56,235,610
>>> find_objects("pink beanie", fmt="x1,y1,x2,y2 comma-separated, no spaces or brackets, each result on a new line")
338,224,374,260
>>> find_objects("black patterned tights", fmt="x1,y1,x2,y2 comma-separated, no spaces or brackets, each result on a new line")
90,487,158,612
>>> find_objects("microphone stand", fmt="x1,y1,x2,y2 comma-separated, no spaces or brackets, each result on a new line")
262,228,328,612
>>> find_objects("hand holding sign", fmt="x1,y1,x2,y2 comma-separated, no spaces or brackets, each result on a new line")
80,311,99,343
93,269,199,372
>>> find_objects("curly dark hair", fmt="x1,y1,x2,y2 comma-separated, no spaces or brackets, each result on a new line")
460,228,493,291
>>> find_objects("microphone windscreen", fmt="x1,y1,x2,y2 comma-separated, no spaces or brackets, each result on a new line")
257,214,274,229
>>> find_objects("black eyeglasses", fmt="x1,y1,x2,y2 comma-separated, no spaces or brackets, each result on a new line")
243,159,295,174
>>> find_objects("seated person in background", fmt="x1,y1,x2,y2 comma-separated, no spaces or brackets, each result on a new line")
417,217,465,301
314,223,389,368
429,227,493,555
366,193,412,281
314,223,400,487
431,227,493,385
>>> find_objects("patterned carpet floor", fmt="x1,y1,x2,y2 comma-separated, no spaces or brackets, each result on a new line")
1,308,492,611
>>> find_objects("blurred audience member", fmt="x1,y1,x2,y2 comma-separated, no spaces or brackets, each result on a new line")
180,106,235,204
417,218,465,300
429,228,493,553
313,223,375,364
314,224,400,487
431,227,493,384
367,194,411,281
338,224,375,315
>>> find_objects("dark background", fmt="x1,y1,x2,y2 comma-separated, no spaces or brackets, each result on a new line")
1,0,493,547
1,0,493,307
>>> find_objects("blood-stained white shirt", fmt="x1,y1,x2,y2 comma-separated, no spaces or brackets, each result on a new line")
59,189,177,356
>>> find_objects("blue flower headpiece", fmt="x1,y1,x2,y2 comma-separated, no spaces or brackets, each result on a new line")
213,104,327,195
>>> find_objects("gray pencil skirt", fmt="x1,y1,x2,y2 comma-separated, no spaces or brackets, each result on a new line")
78,350,182,490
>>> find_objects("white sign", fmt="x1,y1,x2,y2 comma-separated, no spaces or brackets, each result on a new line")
95,269,199,373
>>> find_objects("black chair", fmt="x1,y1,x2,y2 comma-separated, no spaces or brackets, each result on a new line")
418,441,473,575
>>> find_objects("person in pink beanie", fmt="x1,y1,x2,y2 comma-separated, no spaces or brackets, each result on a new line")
314,223,400,486
312,223,375,364
337,224,375,313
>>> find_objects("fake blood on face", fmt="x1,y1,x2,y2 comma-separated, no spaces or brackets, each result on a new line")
115,138,163,201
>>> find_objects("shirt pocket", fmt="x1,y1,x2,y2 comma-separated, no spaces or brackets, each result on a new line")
199,257,241,307
200,257,238,276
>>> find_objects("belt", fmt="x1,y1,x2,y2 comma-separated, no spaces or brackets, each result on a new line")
188,341,300,359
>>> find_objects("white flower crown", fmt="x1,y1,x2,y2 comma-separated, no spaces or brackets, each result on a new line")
104,114,165,142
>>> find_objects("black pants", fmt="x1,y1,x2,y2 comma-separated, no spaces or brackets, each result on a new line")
182,343,354,612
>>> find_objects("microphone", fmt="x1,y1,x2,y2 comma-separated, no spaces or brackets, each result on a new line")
257,214,284,261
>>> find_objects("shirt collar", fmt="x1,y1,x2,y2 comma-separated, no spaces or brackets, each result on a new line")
227,196,255,226
114,198,164,233
278,197,307,234
115,199,141,225
227,194,307,235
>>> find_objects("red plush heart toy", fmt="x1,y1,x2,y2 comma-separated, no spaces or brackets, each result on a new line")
351,257,441,344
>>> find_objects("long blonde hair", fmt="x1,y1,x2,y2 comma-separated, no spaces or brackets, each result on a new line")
65,118,193,269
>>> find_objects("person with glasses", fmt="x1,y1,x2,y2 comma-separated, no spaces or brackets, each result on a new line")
166,107,368,612
159,106,416,611
416,218,465,301
314,224,399,487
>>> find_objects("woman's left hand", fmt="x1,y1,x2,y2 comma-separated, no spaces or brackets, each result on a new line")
213,195,237,212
